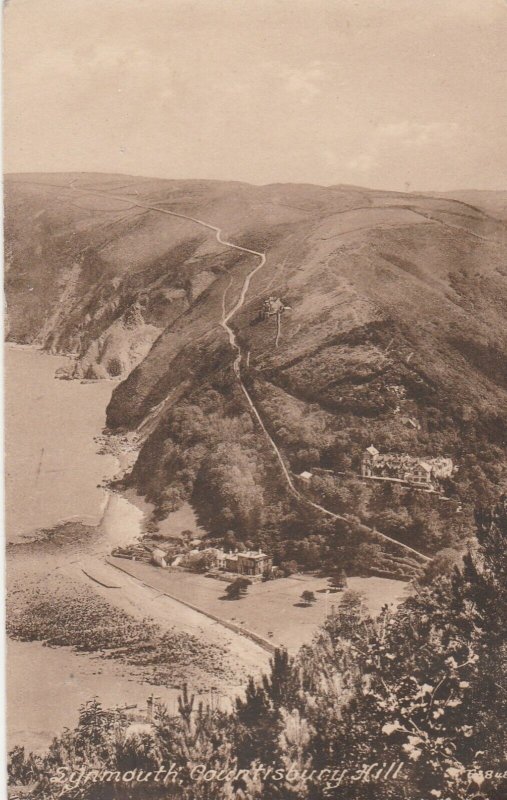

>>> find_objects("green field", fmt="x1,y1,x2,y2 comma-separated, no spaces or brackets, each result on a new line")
107,558,408,653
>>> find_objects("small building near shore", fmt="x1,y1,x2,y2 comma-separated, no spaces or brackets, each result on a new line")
184,546,272,580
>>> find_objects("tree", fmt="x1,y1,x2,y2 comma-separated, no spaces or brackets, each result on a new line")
354,541,383,574
183,551,215,573
262,567,274,581
280,559,298,576
223,530,237,551
225,577,251,600
417,546,463,586
304,498,507,800
328,568,347,591
295,538,322,570
7,746,40,786
301,590,316,606
75,698,110,748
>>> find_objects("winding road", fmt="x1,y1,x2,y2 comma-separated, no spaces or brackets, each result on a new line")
65,182,430,564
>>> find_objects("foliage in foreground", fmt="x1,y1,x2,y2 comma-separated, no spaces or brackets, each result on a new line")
9,498,507,799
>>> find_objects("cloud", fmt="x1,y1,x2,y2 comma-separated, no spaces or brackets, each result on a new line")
347,153,377,173
377,121,459,147
4,0,505,189
346,120,460,179
278,61,328,103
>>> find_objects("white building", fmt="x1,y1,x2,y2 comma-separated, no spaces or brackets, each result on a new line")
298,470,313,483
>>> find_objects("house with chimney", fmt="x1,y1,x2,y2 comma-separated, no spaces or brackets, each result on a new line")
201,547,272,581
237,550,272,576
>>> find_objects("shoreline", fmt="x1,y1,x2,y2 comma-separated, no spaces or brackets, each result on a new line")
6,344,270,751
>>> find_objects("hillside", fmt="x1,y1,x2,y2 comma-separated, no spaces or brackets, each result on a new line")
5,173,507,575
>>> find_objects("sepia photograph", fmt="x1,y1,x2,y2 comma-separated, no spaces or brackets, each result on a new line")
3,1,507,798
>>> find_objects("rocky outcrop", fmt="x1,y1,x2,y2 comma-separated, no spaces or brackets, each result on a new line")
55,302,161,380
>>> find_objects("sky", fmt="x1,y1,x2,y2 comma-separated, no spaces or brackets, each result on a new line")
3,0,507,190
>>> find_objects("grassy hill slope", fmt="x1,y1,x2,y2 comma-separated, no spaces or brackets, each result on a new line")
5,174,507,574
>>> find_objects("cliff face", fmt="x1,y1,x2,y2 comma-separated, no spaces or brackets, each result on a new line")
6,173,507,571
54,302,161,380
4,173,236,376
